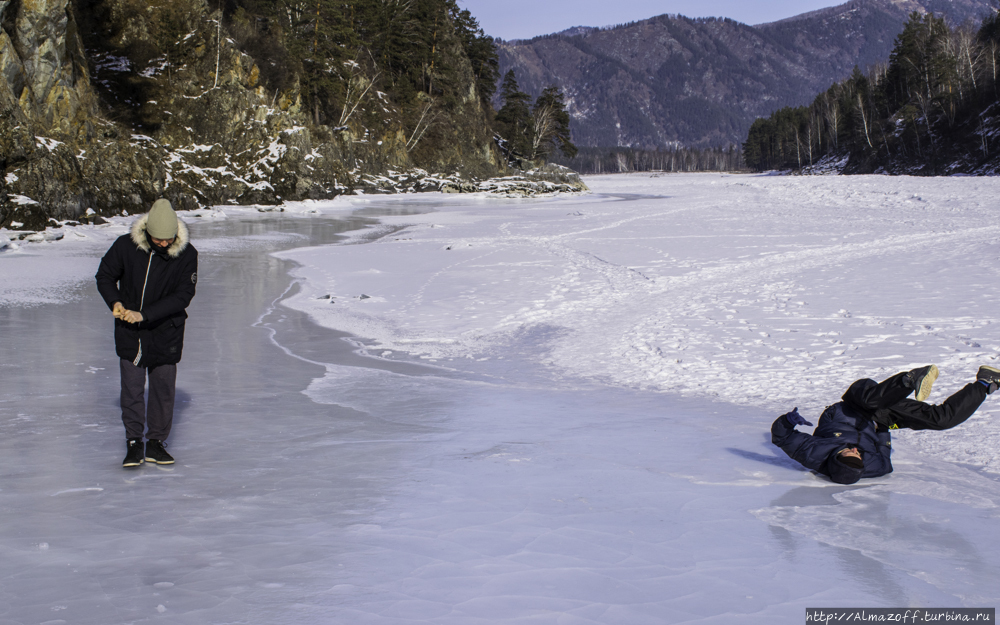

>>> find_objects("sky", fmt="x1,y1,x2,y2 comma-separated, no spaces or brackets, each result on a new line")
457,0,846,40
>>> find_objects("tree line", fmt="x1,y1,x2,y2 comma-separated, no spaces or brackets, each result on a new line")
549,145,744,174
743,10,1000,173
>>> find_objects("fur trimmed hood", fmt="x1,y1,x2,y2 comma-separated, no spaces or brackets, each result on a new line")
130,214,190,258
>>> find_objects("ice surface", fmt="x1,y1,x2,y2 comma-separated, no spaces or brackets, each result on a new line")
2,174,1000,624
0,225,128,306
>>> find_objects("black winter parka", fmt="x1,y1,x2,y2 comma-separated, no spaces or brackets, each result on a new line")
96,215,198,367
771,397,893,480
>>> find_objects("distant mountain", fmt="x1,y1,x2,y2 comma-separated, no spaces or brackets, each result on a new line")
498,0,992,148
551,26,599,38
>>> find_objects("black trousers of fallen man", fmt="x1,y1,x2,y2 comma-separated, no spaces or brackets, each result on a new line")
120,360,177,441
850,370,988,431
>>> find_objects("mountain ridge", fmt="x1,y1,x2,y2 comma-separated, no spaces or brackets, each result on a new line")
498,0,993,148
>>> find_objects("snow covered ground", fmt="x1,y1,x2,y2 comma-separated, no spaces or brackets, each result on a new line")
280,174,1000,471
2,174,1000,623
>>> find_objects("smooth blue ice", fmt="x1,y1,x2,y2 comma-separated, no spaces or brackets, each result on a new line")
1,194,999,624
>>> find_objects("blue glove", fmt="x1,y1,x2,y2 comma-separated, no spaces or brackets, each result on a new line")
782,407,813,427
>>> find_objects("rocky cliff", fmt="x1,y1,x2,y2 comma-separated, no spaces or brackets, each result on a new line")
0,0,508,232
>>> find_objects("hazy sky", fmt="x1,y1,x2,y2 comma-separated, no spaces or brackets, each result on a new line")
456,0,846,40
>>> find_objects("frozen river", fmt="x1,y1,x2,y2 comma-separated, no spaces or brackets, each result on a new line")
2,174,1000,623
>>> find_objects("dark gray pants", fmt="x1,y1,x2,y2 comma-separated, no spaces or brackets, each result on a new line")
120,359,176,441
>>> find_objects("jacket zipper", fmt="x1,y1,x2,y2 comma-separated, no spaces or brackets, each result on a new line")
132,252,154,367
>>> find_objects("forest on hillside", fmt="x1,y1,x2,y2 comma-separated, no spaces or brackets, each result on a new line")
2,0,591,228
74,0,501,168
502,16,783,149
499,2,995,156
70,0,582,172
224,0,499,124
742,10,1000,174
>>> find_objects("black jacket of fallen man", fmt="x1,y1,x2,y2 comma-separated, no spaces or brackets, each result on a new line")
771,384,893,480
95,214,198,368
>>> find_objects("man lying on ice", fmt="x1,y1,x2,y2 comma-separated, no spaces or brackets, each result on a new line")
771,365,1000,484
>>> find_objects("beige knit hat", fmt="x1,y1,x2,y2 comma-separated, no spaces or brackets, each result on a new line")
147,199,178,239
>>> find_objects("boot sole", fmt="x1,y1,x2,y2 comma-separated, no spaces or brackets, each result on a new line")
123,460,144,467
915,365,939,402
144,457,174,465
978,365,1000,382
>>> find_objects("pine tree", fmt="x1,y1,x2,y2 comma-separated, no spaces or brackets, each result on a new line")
495,70,533,157
448,3,499,107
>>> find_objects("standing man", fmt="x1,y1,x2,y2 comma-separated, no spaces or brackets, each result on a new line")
96,199,198,467
771,365,1000,484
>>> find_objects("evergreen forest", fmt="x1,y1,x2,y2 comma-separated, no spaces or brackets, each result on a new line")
216,0,500,123
742,11,1000,174
72,0,581,173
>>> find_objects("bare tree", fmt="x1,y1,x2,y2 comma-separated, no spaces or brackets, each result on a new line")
615,152,628,173
528,86,575,160
914,91,936,151
807,112,818,166
954,26,980,93
794,126,802,169
857,92,874,150
338,59,380,127
979,116,990,157
821,91,840,149
529,102,557,160
406,98,440,152
990,41,1000,86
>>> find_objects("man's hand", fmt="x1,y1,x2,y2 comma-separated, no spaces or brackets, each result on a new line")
122,310,144,324
874,420,897,433
112,302,125,319
781,407,813,427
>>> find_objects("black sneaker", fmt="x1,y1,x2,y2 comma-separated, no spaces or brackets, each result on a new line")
144,439,175,465
977,366,1000,394
909,364,939,402
123,438,144,468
